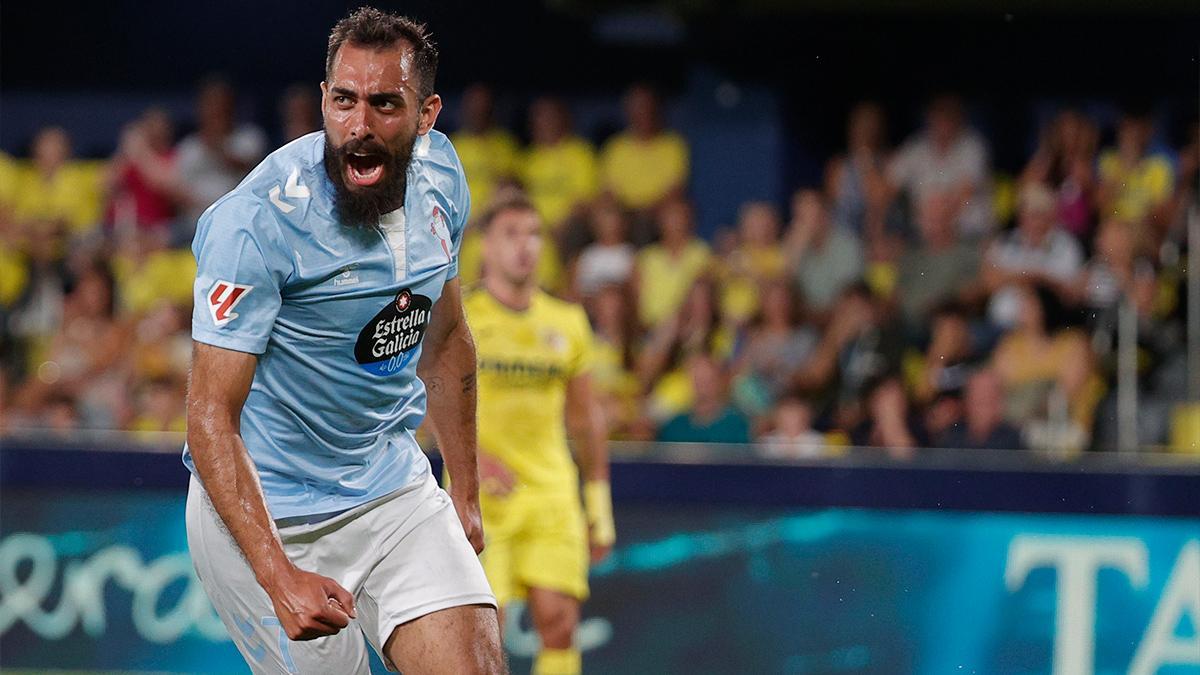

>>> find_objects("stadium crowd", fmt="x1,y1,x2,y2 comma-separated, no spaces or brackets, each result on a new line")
0,79,1196,456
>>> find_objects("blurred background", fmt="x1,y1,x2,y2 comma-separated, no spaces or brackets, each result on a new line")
1,1,1198,673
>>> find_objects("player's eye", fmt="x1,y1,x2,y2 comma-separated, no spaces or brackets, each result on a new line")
333,95,353,107
377,100,398,112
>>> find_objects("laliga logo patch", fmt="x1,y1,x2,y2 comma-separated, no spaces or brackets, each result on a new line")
207,280,253,327
430,205,452,261
355,288,433,376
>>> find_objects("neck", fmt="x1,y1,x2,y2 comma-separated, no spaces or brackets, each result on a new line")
485,275,536,311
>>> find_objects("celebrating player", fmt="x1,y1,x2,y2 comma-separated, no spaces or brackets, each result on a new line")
184,8,505,674
465,193,616,675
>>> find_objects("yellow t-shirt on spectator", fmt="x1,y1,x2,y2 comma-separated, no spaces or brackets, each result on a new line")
0,249,28,308
11,160,106,235
521,136,598,228
1098,151,1174,223
0,153,19,214
718,245,787,324
113,248,197,316
636,239,712,327
599,131,689,210
451,128,520,215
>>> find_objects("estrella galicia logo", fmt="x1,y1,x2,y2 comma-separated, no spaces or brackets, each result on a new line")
355,288,432,376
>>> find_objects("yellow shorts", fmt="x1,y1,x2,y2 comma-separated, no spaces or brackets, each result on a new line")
479,488,589,605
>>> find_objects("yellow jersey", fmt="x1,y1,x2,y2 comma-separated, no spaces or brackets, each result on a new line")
599,131,689,209
520,136,599,228
450,128,520,214
465,287,595,493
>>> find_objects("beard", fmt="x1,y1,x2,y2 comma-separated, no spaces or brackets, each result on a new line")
323,132,414,228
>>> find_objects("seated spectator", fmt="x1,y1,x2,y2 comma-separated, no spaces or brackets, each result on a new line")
586,283,641,438
599,84,689,214
657,353,751,444
105,108,178,236
110,229,196,317
278,84,321,143
983,183,1084,328
731,280,818,416
887,95,993,238
1069,218,1156,322
1097,110,1174,229
12,262,131,429
825,101,893,238
910,302,980,405
1020,108,1098,239
719,201,788,326
11,127,105,238
634,196,712,327
937,368,1025,450
896,190,981,328
786,188,864,318
1164,119,1198,243
128,375,187,433
640,276,735,422
174,78,267,232
991,283,1100,435
521,96,598,231
758,396,827,459
451,83,520,214
572,198,635,299
849,376,926,458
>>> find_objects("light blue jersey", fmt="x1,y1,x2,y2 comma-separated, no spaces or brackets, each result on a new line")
183,130,469,519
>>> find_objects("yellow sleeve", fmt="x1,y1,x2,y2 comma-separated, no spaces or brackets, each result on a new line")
568,305,596,377
571,139,600,201
598,136,622,192
1144,156,1175,203
664,133,690,187
494,131,521,178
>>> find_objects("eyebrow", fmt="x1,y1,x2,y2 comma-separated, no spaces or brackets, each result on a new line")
330,86,407,105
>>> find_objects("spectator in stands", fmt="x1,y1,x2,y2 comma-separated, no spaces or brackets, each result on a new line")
1069,217,1156,322
10,126,104,238
1097,110,1174,229
13,262,130,429
572,198,635,300
983,183,1084,328
174,78,267,232
128,375,187,433
719,201,788,326
105,108,178,236
758,396,826,459
887,95,993,238
850,376,925,458
826,101,892,238
794,282,905,426
656,353,751,444
1164,120,1198,244
521,96,598,231
111,228,196,317
640,276,735,422
451,83,520,216
1020,108,1098,240
786,188,863,319
586,283,641,438
634,196,712,328
937,368,1025,450
278,84,321,143
599,84,689,219
911,302,980,406
731,280,818,417
895,190,981,329
991,283,1099,436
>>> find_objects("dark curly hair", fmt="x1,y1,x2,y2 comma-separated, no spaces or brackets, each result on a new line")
326,7,439,99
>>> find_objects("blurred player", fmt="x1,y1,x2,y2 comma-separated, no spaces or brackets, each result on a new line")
465,193,615,675
184,8,504,674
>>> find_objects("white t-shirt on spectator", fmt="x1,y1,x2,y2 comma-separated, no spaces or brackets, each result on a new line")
986,228,1084,326
176,125,268,227
889,129,994,237
575,242,635,296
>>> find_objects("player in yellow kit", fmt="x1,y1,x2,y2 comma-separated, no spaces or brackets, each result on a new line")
464,192,614,675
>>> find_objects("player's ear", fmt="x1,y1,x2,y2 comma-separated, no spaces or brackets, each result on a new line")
418,94,442,135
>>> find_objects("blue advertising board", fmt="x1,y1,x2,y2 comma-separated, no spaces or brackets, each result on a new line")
0,447,1197,673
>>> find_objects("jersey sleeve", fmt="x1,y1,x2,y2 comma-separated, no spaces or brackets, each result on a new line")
567,305,597,378
444,155,472,281
191,196,294,354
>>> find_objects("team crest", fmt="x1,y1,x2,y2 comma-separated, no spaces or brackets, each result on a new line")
541,328,567,353
429,205,452,261
207,280,253,327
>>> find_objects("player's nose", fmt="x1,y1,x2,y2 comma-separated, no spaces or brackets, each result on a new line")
346,104,373,140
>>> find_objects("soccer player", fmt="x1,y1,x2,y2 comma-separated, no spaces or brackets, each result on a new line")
465,193,616,675
183,8,505,674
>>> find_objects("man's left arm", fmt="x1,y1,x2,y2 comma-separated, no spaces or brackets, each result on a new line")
566,373,614,563
417,277,483,553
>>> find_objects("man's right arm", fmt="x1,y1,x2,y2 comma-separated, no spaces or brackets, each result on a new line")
186,341,356,640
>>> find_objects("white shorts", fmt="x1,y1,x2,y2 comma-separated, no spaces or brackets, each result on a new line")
186,472,496,674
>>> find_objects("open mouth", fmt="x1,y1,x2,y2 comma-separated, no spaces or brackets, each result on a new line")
345,152,386,187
